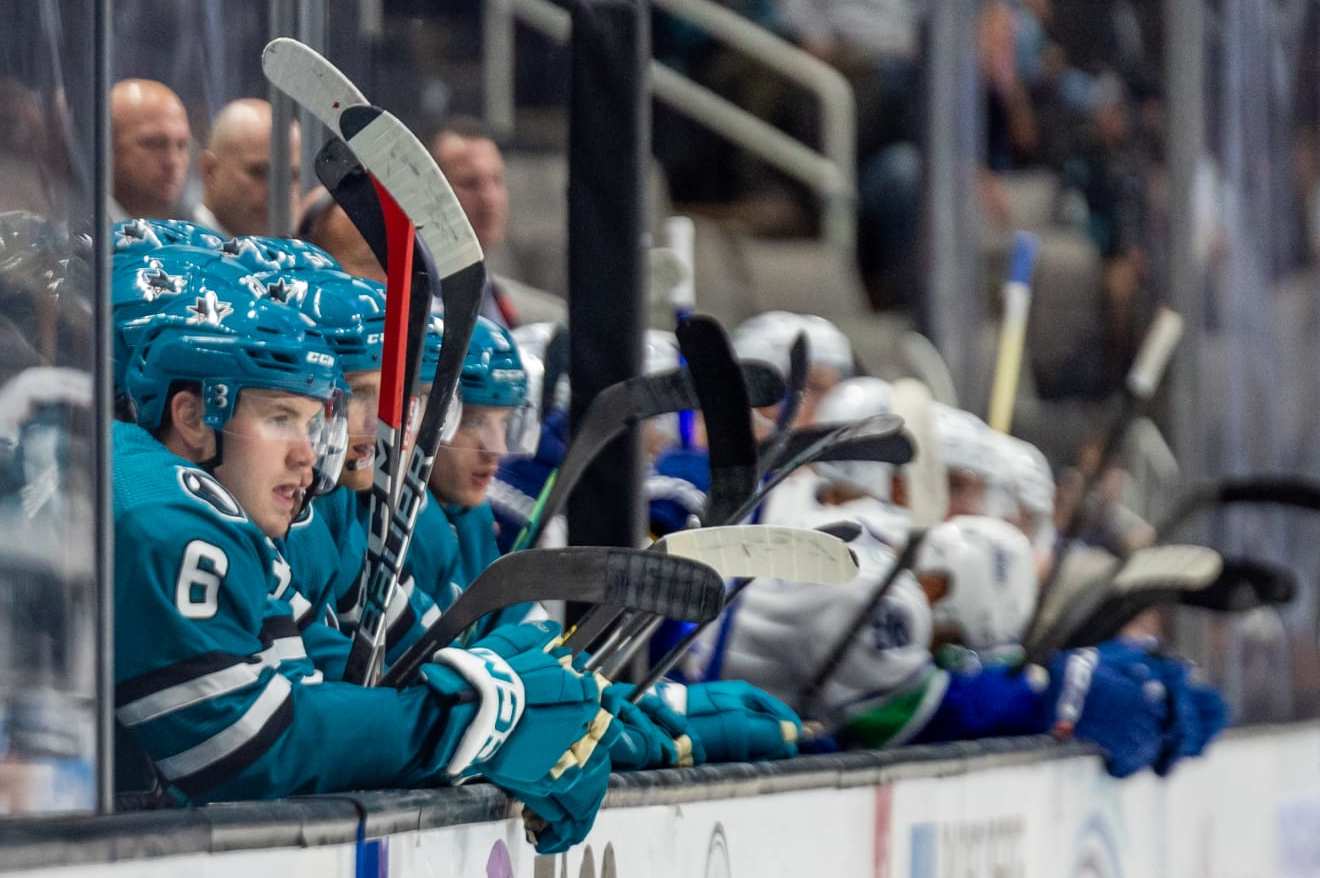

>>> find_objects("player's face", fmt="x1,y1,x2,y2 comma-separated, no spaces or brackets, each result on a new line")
216,389,324,537
343,370,381,492
946,469,987,518
798,364,843,428
430,404,513,508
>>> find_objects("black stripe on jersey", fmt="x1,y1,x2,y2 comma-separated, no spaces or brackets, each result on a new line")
116,652,252,706
170,694,295,799
258,615,301,648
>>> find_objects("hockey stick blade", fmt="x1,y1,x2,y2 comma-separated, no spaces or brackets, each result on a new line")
1024,544,1221,662
754,331,810,478
334,105,483,685
652,525,859,585
678,315,758,526
380,547,726,688
510,361,784,551
1154,476,1320,542
1074,554,1296,646
314,137,389,268
262,38,368,136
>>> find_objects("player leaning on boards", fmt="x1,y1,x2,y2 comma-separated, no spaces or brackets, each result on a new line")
112,278,613,852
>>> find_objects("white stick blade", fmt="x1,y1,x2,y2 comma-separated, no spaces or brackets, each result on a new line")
655,525,859,584
1113,544,1222,592
344,109,485,276
261,38,367,135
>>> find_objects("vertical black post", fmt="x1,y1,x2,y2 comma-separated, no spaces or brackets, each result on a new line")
94,0,114,815
566,1,649,565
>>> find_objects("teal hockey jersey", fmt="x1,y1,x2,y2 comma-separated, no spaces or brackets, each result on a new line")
112,422,463,803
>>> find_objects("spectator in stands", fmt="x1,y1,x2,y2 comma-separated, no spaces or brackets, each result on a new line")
110,79,191,221
194,99,301,237
430,117,565,328
296,190,385,283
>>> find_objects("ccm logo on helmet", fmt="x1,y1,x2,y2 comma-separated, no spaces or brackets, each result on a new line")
306,351,336,367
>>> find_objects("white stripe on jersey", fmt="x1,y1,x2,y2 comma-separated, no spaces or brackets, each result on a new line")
155,674,292,781
117,663,262,728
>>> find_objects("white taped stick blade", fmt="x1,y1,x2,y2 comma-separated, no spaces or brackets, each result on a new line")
343,108,485,277
889,378,948,526
261,38,367,135
1112,544,1223,592
654,525,859,584
1126,307,1184,400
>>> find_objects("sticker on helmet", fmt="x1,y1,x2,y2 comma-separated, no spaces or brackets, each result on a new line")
185,291,234,326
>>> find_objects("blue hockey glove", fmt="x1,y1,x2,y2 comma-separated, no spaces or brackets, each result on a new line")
1148,655,1229,775
419,620,604,794
657,680,801,763
601,683,679,770
601,683,706,769
1045,645,1169,778
519,720,616,853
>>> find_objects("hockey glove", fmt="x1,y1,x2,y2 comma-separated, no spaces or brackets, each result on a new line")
419,620,604,795
655,680,802,763
602,683,705,769
519,719,617,854
1044,644,1170,778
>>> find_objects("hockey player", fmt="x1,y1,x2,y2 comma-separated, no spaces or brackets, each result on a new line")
731,310,855,431
931,403,1016,519
113,282,614,851
994,433,1057,575
421,318,542,630
271,269,453,665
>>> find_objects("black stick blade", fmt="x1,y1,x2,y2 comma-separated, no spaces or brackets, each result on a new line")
314,137,388,269
678,315,758,526
380,547,724,687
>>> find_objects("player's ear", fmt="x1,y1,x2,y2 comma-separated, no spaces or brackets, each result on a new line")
169,389,214,459
917,570,949,606
198,149,219,185
891,473,908,508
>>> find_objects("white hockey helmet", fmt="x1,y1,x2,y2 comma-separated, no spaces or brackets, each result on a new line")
813,377,898,502
998,435,1057,556
922,515,1038,650
643,329,682,450
731,311,854,380
932,404,1015,518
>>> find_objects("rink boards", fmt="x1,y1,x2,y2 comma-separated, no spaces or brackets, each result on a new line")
3,725,1318,877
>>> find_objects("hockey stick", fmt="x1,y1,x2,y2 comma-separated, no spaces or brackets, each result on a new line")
265,42,486,684
379,547,726,688
1153,476,1320,543
508,360,784,552
1033,307,1184,613
1071,554,1297,647
753,331,809,479
795,529,928,717
725,415,910,526
986,231,1040,433
580,414,910,673
578,314,760,673
314,137,442,497
1022,544,1222,664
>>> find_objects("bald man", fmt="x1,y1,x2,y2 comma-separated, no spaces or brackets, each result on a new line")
110,79,191,220
195,98,300,237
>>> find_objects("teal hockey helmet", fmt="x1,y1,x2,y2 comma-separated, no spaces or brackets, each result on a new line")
113,218,226,255
112,245,269,399
460,316,528,408
223,235,340,273
268,269,443,381
449,316,536,455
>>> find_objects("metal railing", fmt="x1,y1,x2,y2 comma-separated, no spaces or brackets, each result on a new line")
482,0,857,252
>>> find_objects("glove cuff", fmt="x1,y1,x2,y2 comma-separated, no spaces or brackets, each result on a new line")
434,647,527,776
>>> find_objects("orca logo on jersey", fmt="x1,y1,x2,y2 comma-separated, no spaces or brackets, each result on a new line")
176,466,248,522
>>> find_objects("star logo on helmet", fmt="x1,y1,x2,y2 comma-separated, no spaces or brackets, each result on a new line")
136,267,184,301
265,277,304,303
186,290,234,325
